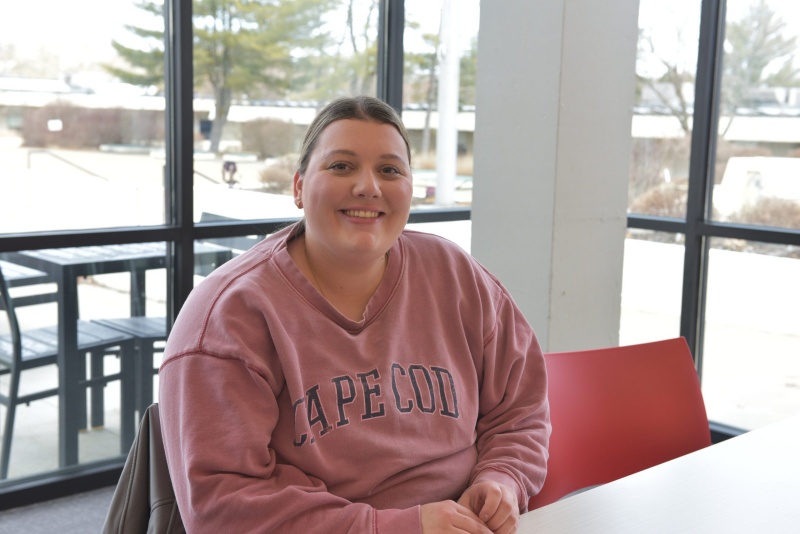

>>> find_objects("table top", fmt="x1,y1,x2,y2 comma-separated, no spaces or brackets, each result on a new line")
5,242,233,280
12,242,229,267
0,259,51,287
519,415,800,533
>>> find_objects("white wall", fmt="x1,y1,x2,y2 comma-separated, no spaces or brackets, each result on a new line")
471,0,639,351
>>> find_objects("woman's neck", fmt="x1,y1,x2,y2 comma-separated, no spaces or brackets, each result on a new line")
290,234,388,321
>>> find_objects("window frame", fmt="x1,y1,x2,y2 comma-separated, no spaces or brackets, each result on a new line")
0,0,468,506
628,0,800,440
11,0,800,506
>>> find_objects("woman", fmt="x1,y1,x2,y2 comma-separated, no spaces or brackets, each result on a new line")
159,95,550,533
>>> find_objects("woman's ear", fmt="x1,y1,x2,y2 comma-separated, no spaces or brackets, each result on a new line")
293,171,303,208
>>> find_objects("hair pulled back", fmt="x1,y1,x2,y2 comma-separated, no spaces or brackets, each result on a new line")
297,95,411,176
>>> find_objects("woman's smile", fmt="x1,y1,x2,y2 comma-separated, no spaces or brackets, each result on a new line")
341,209,382,219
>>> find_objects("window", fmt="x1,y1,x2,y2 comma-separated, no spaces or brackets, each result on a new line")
625,0,800,433
403,0,477,247
629,0,701,220
702,0,800,430
0,1,166,233
622,0,702,345
0,0,474,503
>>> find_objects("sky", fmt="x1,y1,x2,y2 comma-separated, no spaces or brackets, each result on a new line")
637,0,800,78
8,0,795,86
1,0,479,79
0,0,147,66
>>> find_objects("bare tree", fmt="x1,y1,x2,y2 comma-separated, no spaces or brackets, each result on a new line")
637,0,800,137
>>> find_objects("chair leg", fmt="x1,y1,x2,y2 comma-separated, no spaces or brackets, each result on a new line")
119,341,137,453
1,370,21,479
136,341,156,420
89,349,106,428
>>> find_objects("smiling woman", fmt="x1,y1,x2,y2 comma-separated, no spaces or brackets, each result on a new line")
157,95,551,534
291,118,413,319
288,96,415,320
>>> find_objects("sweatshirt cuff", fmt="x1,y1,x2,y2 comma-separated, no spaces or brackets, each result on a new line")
375,505,422,534
472,468,526,512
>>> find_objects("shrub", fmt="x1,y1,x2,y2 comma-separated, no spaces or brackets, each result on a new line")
628,137,691,203
241,118,302,159
729,197,800,230
259,154,297,194
715,197,800,258
21,102,164,148
629,179,688,218
413,151,474,175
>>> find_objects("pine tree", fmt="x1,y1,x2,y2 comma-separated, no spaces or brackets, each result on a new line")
106,0,338,153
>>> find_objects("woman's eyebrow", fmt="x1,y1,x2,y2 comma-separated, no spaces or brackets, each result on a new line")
323,149,358,158
323,149,407,163
379,153,407,163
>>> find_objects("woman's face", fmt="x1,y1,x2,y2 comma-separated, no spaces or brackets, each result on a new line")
294,119,412,262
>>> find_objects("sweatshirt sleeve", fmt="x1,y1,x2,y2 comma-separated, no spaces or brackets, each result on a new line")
469,289,551,513
159,353,421,533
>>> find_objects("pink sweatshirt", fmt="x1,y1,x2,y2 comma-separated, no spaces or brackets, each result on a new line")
159,226,550,533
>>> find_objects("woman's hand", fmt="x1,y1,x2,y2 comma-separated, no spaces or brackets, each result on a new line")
457,482,519,534
421,500,493,533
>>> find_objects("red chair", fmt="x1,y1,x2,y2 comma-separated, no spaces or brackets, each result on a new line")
529,337,710,510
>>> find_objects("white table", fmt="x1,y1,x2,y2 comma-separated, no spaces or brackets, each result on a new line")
520,415,800,533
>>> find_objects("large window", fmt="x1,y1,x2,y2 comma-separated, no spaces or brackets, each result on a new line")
11,0,796,509
625,0,800,433
0,0,475,504
0,1,167,233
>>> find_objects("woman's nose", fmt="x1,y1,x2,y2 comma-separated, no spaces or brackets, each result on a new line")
352,170,382,198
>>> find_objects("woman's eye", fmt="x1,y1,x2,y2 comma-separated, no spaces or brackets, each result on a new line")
381,166,401,175
329,162,349,171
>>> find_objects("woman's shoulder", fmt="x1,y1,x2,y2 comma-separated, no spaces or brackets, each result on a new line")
186,226,294,304
400,229,502,287
400,228,470,257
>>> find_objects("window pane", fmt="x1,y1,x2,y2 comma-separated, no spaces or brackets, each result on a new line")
702,238,800,431
629,1,702,218
0,242,233,484
0,1,167,233
403,0,479,208
711,1,800,229
619,230,684,345
0,241,231,482
191,1,379,223
0,244,166,480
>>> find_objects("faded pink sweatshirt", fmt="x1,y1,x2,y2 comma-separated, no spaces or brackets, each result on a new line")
159,226,550,533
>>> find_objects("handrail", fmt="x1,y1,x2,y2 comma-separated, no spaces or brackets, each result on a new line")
193,169,218,183
26,149,109,182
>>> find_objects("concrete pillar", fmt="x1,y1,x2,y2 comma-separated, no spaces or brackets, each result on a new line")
471,0,639,351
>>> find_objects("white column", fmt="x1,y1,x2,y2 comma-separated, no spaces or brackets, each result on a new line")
435,0,460,206
472,0,640,351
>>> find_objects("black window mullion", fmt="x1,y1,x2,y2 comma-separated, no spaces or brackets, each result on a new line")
680,0,727,372
164,0,195,327
376,0,405,112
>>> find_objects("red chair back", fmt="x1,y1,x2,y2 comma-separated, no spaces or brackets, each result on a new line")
529,337,710,510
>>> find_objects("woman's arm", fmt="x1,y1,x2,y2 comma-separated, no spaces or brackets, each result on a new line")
159,353,421,533
465,290,551,516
